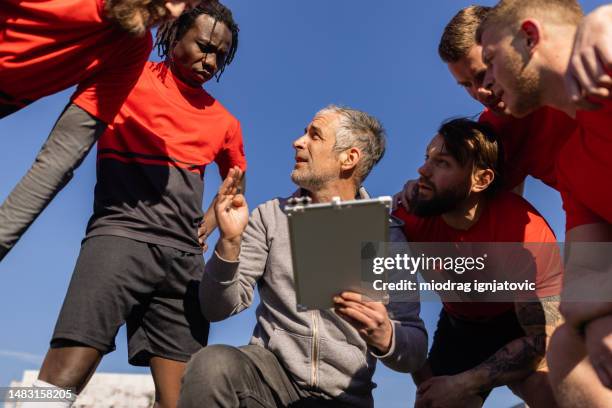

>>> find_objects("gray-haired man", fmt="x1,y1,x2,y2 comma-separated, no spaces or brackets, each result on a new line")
178,105,428,408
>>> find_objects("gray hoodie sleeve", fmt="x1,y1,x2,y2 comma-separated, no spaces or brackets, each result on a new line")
369,224,428,373
200,205,269,322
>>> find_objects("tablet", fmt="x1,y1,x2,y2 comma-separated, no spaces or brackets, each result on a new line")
284,195,391,311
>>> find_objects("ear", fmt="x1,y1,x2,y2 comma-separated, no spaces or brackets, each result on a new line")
339,147,361,172
471,168,495,193
520,19,541,53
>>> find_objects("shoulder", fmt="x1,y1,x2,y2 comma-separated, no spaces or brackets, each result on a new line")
489,192,556,241
251,195,295,224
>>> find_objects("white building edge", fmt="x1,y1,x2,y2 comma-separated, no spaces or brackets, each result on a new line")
6,370,154,408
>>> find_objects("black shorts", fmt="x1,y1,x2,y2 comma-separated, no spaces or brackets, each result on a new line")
428,308,526,401
51,235,209,366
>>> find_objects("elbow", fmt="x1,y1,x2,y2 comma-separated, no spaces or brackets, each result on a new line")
200,304,228,323
411,329,429,372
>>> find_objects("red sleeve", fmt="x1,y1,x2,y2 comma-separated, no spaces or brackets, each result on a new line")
71,31,152,124
392,206,426,241
561,187,605,231
215,117,247,178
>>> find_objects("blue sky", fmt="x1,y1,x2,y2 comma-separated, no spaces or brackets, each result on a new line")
0,1,607,407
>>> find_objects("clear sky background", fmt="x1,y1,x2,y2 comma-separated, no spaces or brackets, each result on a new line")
0,1,608,407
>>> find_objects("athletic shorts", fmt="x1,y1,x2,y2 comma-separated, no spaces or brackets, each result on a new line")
428,308,526,401
51,235,209,366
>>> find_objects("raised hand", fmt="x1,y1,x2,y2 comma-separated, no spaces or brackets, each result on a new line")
565,4,612,110
392,179,417,211
214,166,248,260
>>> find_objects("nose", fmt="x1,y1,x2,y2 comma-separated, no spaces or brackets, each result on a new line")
165,1,187,18
417,161,431,178
483,69,495,94
293,134,307,150
202,53,218,75
476,84,494,104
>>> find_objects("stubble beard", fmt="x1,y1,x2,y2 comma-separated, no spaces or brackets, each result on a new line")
291,167,335,192
506,54,543,118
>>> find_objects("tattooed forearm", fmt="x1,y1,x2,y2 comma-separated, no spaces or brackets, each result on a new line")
471,333,546,392
515,295,562,336
465,297,562,392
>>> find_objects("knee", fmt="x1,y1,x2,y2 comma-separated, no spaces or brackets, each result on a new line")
547,324,584,377
182,345,245,386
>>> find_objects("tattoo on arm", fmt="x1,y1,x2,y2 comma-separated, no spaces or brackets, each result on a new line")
515,295,562,336
478,333,546,390
470,297,562,391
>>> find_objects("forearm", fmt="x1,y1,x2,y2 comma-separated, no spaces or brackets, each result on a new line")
0,103,105,259
460,334,547,393
200,251,254,322
378,319,428,373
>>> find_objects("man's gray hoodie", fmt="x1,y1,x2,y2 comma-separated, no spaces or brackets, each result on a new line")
200,189,428,408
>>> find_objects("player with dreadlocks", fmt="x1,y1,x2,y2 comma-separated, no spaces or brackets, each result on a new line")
24,2,246,408
0,0,207,263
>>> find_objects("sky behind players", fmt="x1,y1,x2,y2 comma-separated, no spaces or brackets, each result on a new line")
0,1,608,406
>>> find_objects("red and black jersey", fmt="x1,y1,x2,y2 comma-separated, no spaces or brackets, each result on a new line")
0,0,151,122
86,61,247,252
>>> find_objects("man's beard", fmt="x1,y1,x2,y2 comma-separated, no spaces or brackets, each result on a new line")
290,167,334,192
505,53,543,118
411,179,471,217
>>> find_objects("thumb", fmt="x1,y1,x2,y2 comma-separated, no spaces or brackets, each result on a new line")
232,194,246,208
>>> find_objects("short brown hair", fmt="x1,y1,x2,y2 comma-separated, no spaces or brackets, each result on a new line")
477,0,583,43
438,118,503,196
439,5,491,63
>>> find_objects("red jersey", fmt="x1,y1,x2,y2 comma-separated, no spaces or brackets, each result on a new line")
0,0,152,123
557,99,612,229
393,191,562,321
86,61,247,252
479,107,577,191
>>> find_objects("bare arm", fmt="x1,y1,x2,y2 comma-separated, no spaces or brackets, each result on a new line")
566,3,612,108
459,296,562,393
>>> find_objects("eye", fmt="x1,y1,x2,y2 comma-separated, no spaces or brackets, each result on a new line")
198,42,214,53
436,159,449,168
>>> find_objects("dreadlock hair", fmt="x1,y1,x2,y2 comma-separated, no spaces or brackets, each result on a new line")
155,1,239,81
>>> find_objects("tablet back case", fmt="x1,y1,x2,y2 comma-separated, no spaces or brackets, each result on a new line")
285,196,391,310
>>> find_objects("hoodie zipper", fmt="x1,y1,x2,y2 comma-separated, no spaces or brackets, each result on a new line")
310,310,319,389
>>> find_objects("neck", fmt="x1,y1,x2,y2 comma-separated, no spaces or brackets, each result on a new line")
306,180,358,203
539,26,578,117
441,194,486,230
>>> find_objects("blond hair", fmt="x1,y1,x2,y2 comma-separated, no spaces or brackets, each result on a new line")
477,0,583,42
